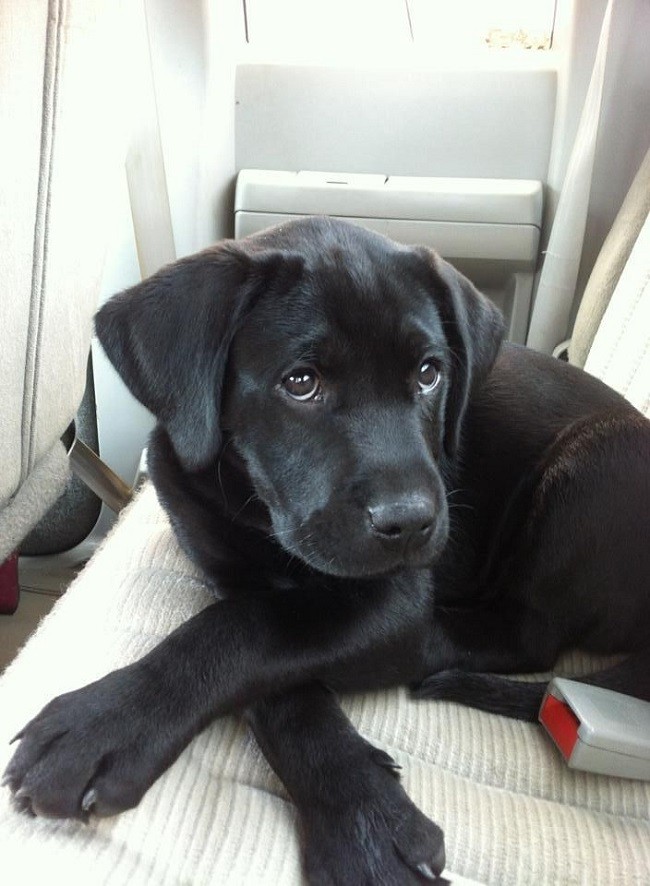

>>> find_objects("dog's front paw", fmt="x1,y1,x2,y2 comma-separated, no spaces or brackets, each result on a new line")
3,665,182,820
303,771,446,886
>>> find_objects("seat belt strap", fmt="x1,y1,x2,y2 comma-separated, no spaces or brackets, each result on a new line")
527,0,614,353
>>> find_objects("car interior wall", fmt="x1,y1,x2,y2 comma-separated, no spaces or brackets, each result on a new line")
145,0,240,251
129,0,650,308
89,0,243,522
108,0,650,294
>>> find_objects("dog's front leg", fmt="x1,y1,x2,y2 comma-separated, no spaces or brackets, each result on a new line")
4,582,426,820
247,684,445,884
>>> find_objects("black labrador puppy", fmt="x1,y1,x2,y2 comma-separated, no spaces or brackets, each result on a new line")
5,218,650,883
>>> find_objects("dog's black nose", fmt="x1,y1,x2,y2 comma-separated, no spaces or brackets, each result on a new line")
368,497,435,546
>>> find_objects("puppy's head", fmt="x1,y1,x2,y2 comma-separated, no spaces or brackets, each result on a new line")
96,218,503,577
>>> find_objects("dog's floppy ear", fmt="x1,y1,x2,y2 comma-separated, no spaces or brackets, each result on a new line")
415,249,505,457
95,242,303,470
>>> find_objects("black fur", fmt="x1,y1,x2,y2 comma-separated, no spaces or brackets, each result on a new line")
4,218,649,884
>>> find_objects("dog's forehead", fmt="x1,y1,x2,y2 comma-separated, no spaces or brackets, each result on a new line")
239,241,447,374
315,253,441,351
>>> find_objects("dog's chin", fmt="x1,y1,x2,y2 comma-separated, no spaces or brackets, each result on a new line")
301,543,442,579
270,517,448,579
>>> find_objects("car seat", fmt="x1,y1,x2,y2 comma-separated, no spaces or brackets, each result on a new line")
0,0,127,614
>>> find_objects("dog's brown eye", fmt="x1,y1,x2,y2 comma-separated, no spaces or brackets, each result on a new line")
418,360,440,393
282,369,321,401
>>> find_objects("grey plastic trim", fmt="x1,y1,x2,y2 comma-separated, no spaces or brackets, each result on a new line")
235,169,543,227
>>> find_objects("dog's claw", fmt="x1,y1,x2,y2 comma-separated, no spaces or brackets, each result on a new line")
12,788,35,816
371,748,402,777
81,788,97,814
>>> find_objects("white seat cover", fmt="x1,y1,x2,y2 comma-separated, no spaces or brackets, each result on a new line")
1,486,648,884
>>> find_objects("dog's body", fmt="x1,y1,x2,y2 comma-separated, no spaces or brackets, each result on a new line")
5,218,650,884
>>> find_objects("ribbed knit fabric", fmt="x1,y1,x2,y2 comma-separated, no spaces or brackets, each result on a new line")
584,208,650,417
0,485,648,884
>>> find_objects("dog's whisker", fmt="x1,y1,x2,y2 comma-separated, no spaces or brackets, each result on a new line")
231,492,259,521
215,439,233,509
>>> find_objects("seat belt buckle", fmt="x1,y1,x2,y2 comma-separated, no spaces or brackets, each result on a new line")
539,677,650,781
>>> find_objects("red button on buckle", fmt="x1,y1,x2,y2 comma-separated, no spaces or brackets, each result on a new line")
540,693,580,760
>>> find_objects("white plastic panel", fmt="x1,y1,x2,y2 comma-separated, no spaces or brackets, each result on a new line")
236,169,543,227
235,65,556,181
236,211,539,263
235,169,542,261
234,169,542,343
